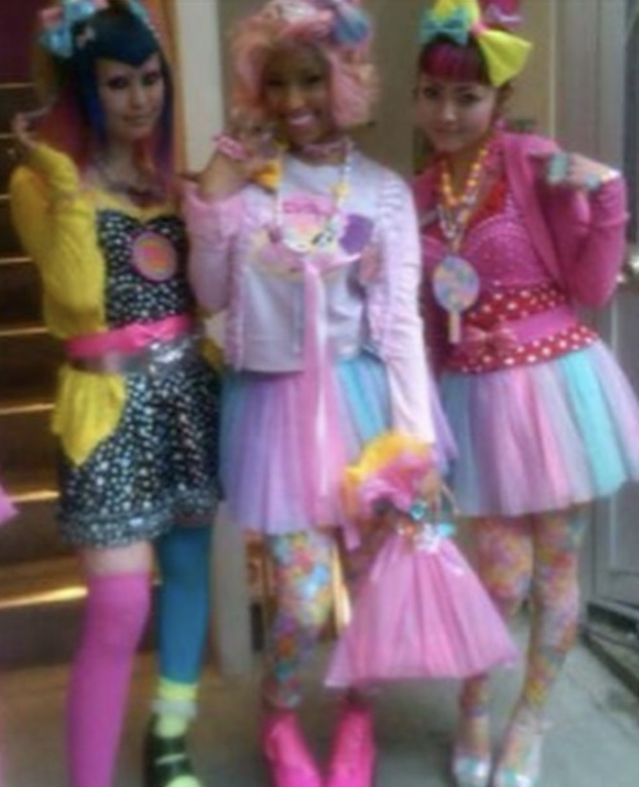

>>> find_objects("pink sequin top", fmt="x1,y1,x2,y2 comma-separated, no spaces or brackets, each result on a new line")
414,133,627,375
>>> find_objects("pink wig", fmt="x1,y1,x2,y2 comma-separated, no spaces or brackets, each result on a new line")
230,0,378,129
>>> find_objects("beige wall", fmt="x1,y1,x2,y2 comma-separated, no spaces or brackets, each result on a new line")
179,0,559,175
174,0,225,170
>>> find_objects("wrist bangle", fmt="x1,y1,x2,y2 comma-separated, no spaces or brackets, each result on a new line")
546,152,570,184
600,168,621,184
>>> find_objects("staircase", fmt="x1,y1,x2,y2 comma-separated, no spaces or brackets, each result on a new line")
0,82,87,669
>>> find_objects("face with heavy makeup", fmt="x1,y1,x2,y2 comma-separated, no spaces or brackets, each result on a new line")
96,52,165,148
414,72,503,156
261,41,337,150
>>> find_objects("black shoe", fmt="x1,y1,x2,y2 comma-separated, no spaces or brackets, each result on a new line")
143,720,196,787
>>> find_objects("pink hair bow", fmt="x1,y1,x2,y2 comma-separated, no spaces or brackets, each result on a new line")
462,324,518,358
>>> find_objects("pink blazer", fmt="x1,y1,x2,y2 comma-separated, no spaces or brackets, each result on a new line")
413,132,628,308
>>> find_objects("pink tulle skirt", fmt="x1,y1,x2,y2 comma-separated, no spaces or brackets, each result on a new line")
326,528,517,688
441,341,639,516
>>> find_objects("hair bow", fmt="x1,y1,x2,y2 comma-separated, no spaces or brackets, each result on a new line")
419,0,531,86
39,0,108,58
39,0,152,59
316,0,372,46
420,6,470,47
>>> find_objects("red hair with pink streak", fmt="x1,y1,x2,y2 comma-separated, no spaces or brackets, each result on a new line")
417,38,490,85
229,0,378,129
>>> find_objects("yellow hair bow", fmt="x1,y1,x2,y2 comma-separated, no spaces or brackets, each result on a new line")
420,0,532,87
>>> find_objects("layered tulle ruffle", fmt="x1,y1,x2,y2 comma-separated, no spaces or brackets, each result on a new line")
441,341,639,516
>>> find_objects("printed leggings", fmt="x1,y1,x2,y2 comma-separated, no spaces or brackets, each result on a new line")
262,530,339,708
460,508,587,714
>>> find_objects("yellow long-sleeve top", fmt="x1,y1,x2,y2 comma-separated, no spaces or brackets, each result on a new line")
10,143,180,466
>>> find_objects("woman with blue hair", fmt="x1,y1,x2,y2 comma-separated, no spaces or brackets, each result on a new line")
10,2,220,786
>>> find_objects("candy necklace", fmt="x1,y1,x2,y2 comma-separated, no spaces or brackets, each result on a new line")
270,139,353,254
432,141,491,343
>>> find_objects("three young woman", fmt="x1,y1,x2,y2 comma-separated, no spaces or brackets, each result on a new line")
7,1,638,786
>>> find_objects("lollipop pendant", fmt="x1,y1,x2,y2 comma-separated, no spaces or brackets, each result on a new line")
432,254,480,343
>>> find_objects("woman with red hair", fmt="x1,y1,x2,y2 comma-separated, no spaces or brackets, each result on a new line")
413,1,639,785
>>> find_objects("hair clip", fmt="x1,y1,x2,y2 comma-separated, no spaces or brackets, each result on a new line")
75,25,96,50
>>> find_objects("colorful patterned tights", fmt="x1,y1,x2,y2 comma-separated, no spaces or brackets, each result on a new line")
458,509,587,761
262,530,336,709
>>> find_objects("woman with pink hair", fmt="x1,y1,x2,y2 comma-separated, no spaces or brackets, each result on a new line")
184,2,449,785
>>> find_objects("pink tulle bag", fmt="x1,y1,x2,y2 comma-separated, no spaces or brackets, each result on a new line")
325,433,517,689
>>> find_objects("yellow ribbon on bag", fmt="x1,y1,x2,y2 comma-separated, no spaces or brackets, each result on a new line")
420,0,532,87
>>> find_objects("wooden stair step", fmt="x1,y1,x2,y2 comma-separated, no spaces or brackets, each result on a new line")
0,401,57,487
0,194,22,256
0,489,66,567
0,555,86,668
0,555,81,610
1,462,56,498
0,133,18,195
0,84,36,135
0,323,61,403
0,255,40,326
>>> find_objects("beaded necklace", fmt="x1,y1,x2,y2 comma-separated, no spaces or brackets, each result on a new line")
437,141,491,251
270,138,353,254
431,139,492,343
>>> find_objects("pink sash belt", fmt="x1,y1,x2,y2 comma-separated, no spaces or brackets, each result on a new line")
66,314,193,360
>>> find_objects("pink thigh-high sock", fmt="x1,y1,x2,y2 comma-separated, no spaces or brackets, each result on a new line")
66,572,151,787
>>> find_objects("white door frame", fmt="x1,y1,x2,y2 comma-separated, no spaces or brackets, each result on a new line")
558,0,639,616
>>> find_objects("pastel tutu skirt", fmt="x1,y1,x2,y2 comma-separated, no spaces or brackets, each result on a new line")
221,352,455,535
221,352,392,535
441,342,639,517
326,526,517,687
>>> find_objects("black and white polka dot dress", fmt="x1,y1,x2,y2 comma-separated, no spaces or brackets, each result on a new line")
58,210,221,547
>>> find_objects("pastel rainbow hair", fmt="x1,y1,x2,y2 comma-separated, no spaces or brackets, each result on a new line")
230,0,378,129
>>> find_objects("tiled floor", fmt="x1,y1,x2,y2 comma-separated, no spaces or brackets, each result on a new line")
1,636,638,786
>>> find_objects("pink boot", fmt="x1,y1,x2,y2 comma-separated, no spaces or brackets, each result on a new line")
326,699,377,787
260,709,322,787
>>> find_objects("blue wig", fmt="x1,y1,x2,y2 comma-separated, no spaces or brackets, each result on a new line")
69,5,173,169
